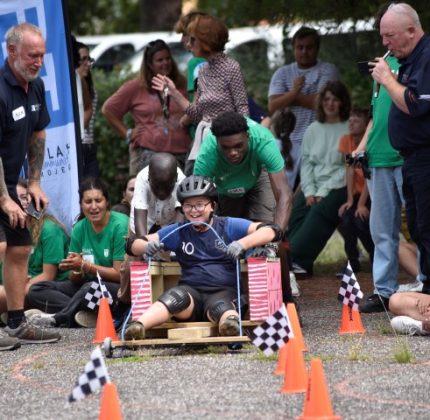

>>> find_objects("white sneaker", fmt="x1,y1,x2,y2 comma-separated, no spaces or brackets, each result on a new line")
397,280,423,292
289,272,300,297
391,316,430,336
74,310,97,328
292,262,308,275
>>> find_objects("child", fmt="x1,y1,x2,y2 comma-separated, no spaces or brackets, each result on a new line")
124,175,281,339
337,108,374,273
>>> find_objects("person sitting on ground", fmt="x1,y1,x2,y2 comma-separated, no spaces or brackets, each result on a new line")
0,179,69,316
26,178,129,328
111,175,136,216
114,153,186,327
389,291,430,336
287,80,350,276
124,175,282,340
337,107,374,274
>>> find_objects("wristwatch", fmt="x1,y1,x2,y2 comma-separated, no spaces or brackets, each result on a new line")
125,128,133,144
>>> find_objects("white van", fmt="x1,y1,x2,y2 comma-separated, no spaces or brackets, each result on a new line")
77,31,183,71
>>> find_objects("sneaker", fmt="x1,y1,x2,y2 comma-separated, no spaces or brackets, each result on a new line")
124,321,145,340
0,329,21,351
27,313,56,328
289,272,300,297
219,315,240,336
74,310,97,328
4,320,60,344
391,316,430,336
0,312,7,325
398,280,423,293
359,293,389,313
292,262,308,275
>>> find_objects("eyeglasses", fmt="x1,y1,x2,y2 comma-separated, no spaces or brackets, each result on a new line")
146,39,169,50
80,56,95,65
182,201,212,212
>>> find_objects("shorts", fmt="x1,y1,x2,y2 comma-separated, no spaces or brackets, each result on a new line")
217,170,276,222
0,196,32,246
173,284,236,322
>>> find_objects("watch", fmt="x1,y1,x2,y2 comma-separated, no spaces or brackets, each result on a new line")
126,128,133,144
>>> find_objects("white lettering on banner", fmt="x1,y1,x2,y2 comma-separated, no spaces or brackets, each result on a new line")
41,53,59,111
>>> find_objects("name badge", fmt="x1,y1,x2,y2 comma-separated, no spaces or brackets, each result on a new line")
12,106,26,121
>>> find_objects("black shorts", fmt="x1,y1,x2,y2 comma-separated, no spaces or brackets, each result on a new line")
0,196,32,246
175,284,236,322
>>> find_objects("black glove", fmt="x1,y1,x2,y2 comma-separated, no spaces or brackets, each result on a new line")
226,241,245,260
146,240,164,257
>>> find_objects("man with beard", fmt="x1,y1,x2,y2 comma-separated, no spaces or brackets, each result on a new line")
0,23,60,350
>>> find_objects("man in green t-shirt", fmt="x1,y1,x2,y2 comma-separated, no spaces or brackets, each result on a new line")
194,111,294,302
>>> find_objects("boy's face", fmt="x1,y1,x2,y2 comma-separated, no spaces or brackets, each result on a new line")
182,196,214,226
348,114,367,137
217,132,249,165
149,173,176,200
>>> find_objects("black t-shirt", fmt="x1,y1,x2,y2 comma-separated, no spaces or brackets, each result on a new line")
0,60,50,196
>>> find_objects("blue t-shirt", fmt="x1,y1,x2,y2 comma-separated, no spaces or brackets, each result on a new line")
158,216,251,288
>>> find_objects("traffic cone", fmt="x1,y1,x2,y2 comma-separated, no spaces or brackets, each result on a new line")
273,340,289,375
338,304,366,334
93,297,119,344
298,358,341,420
99,382,122,420
279,337,307,394
287,303,308,352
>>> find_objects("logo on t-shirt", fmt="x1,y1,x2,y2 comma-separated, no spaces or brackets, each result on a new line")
104,249,109,258
31,103,41,112
215,239,227,252
227,187,246,195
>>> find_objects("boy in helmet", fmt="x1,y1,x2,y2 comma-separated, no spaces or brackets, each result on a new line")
124,175,282,339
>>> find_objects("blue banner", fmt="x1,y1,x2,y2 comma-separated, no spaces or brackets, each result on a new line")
0,0,80,231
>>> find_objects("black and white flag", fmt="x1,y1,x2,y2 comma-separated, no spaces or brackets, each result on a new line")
85,273,113,310
251,304,293,356
69,346,110,402
338,262,364,310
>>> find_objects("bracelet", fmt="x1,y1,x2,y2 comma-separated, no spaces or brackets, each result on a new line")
125,128,133,144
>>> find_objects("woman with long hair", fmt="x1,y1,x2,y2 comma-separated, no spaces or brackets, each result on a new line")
102,40,191,174
26,178,129,328
287,81,350,276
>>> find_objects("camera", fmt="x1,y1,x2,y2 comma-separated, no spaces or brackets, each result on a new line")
345,151,371,180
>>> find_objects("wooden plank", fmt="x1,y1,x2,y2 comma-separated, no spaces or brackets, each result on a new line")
154,320,260,329
112,335,250,347
167,326,217,339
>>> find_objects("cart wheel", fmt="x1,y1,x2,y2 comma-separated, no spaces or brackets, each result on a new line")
103,337,114,358
227,342,243,351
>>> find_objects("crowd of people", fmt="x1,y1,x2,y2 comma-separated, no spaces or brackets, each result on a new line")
1,2,430,351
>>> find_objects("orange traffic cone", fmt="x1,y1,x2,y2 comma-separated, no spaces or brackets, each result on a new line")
287,303,308,352
298,358,340,420
99,382,122,420
338,304,366,334
93,297,119,344
279,338,307,394
273,340,289,375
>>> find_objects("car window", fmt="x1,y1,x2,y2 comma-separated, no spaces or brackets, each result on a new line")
94,43,136,71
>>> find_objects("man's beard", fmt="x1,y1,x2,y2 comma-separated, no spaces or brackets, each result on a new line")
14,59,40,82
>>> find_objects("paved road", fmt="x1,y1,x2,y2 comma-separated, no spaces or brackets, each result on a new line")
0,272,429,420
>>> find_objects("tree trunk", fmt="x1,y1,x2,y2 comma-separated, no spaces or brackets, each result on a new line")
139,0,182,31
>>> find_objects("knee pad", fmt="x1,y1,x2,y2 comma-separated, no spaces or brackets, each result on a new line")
208,300,235,323
158,287,191,315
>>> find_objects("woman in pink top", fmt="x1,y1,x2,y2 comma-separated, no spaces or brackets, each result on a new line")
102,40,191,175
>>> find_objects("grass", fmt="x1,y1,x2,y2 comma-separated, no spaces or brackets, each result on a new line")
393,339,415,364
108,354,152,364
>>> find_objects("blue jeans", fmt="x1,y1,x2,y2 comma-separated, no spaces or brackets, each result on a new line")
367,167,403,298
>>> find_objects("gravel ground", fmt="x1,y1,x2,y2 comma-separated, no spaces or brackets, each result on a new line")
1,271,429,420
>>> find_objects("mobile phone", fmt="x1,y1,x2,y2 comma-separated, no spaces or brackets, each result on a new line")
25,200,44,219
357,61,372,75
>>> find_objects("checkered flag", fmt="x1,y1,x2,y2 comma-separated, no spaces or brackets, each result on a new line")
85,276,113,310
251,304,293,356
69,346,110,402
338,262,364,310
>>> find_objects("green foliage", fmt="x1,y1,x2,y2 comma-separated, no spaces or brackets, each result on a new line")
93,68,134,204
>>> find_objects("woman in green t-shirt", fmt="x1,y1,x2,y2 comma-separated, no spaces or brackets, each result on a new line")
26,178,129,328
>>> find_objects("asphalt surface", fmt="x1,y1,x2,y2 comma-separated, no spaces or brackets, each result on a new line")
1,271,429,420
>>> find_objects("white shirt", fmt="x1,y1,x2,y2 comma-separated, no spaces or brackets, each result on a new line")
129,166,186,233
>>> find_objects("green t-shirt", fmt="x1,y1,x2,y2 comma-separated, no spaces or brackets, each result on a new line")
367,55,403,168
194,118,285,197
69,211,129,279
28,218,70,281
187,57,206,101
